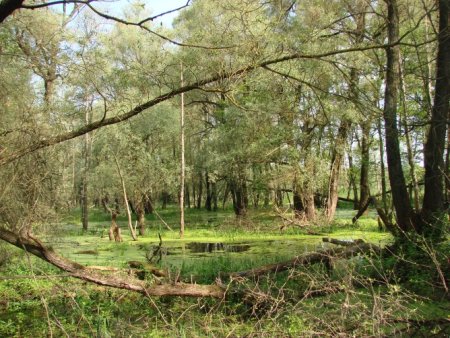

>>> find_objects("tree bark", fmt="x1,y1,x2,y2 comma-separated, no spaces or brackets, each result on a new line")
399,57,421,211
421,0,450,232
114,155,137,241
327,5,366,220
109,211,123,242
0,0,24,23
136,198,146,236
180,62,186,238
205,171,212,211
230,178,246,217
377,119,389,212
326,120,350,220
347,152,359,209
81,106,92,231
358,122,371,212
196,172,203,209
383,0,415,232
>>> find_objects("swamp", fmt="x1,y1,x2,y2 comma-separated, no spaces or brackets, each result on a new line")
0,0,449,337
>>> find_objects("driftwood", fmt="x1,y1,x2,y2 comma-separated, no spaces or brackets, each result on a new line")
0,227,224,298
230,239,381,278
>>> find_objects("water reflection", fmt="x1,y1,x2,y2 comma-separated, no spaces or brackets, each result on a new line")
186,242,250,253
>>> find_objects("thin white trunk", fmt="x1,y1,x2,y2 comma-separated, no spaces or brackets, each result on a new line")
399,56,420,211
180,62,186,238
113,155,137,241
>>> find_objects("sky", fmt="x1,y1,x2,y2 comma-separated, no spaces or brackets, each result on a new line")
92,0,188,27
146,0,188,27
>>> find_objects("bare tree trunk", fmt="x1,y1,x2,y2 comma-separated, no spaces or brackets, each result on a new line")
180,62,186,238
196,172,203,209
205,171,212,211
293,183,304,219
326,5,366,220
421,0,449,235
230,177,246,217
377,119,388,212
185,185,191,209
445,119,450,205
144,193,153,214
326,120,350,220
383,0,414,231
304,191,316,221
399,57,421,211
358,122,371,212
212,182,218,211
109,211,123,242
135,196,146,236
81,106,91,231
113,155,137,241
347,152,359,209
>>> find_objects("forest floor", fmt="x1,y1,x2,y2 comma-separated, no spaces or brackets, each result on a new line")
0,206,448,337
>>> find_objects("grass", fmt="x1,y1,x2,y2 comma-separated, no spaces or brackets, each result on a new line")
49,206,391,277
0,205,447,337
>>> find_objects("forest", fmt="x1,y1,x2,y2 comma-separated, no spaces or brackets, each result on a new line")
0,0,449,336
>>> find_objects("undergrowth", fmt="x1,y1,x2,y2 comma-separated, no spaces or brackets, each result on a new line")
0,208,448,337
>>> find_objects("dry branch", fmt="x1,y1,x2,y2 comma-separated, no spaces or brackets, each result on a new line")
230,239,381,278
0,227,224,298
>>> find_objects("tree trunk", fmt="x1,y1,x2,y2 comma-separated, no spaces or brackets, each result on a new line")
230,178,246,217
275,188,283,207
109,212,123,242
144,194,153,214
293,185,304,219
377,119,389,212
383,0,415,232
222,183,229,209
212,182,218,211
347,152,359,210
135,197,146,236
399,57,421,211
0,0,25,23
81,106,91,231
326,120,350,220
304,191,316,221
421,0,450,235
161,191,168,209
114,155,137,241
196,172,203,209
358,122,371,212
445,119,450,205
186,185,191,209
180,62,186,239
205,171,212,211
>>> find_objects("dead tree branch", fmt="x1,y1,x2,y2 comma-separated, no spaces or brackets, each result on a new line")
0,227,224,298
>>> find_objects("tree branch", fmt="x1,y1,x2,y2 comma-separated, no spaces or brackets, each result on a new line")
0,41,409,166
0,0,25,23
0,227,225,298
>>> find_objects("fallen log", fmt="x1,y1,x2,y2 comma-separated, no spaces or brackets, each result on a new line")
230,239,381,278
0,227,224,298
322,238,365,246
